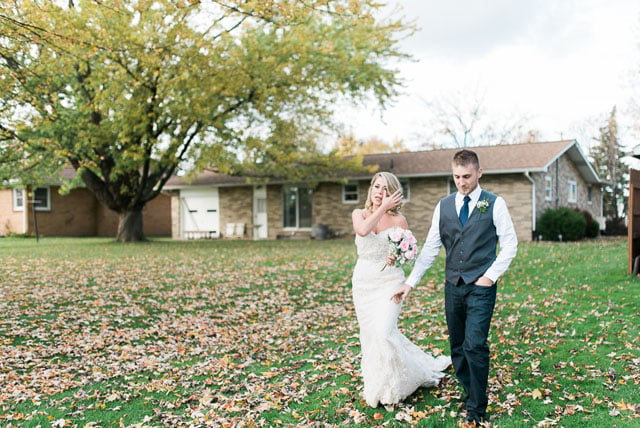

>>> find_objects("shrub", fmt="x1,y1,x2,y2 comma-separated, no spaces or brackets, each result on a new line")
586,219,600,238
538,207,586,241
604,218,626,236
579,209,600,238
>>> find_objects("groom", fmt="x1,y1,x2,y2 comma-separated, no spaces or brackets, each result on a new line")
392,149,518,426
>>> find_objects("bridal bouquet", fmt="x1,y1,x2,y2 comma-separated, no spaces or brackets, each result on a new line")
383,228,419,270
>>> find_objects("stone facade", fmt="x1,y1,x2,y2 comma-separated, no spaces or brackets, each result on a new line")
267,184,285,239
166,148,602,242
480,174,533,242
249,174,533,242
312,182,355,237
169,190,181,239
219,186,253,239
308,175,532,243
532,152,603,225
165,142,603,242
400,177,449,238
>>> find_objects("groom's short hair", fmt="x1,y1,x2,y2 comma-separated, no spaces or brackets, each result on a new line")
453,149,480,169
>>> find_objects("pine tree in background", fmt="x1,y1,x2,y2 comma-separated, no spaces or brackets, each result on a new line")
590,107,627,232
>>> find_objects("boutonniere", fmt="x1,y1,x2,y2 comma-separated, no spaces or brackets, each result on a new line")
476,198,490,213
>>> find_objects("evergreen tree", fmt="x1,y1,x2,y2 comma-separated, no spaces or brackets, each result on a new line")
590,106,627,221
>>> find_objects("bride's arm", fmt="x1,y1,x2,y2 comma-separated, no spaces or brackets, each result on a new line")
351,189,402,236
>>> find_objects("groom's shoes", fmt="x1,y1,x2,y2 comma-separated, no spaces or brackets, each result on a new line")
463,413,485,426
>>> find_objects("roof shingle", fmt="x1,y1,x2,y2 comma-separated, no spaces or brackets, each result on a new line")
164,140,600,187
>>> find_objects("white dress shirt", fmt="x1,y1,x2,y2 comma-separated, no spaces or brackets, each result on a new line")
405,186,518,287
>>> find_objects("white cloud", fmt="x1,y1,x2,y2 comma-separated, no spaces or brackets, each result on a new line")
338,0,640,150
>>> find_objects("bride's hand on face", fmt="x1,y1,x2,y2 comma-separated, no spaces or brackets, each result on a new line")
381,189,402,211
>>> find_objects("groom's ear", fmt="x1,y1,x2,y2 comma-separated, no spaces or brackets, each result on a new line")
477,167,483,179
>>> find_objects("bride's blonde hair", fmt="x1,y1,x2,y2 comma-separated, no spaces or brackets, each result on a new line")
364,171,402,214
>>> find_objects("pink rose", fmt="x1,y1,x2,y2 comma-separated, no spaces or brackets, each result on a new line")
389,229,404,242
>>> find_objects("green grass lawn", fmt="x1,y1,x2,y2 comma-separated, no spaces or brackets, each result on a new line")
0,236,638,427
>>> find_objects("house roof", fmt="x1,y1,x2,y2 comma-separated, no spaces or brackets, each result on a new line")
164,139,601,188
164,170,247,189
358,139,601,184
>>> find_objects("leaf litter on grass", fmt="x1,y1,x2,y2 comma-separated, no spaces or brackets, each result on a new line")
0,237,637,427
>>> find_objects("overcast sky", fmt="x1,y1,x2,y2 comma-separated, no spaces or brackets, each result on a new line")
339,0,640,152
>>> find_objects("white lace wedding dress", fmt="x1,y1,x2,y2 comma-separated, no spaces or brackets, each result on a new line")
352,228,451,408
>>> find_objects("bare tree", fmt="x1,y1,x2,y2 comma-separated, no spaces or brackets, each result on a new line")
419,85,532,148
334,133,409,155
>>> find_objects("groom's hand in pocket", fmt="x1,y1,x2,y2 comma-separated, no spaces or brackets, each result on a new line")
475,275,494,286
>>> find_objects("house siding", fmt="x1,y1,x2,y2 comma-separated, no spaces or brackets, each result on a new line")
400,177,449,239
267,185,284,239
28,187,98,237
168,167,600,244
254,175,534,243
311,178,450,239
93,192,170,237
480,174,533,243
310,176,532,243
169,190,181,239
0,188,25,235
142,193,172,237
165,142,603,243
308,176,532,243
533,153,602,227
0,186,170,238
313,182,354,237
219,186,253,239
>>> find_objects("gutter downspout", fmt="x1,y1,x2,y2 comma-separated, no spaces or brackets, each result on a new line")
22,197,28,233
20,188,28,234
524,171,536,240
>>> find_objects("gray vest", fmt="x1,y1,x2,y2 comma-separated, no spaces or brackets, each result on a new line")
439,190,498,285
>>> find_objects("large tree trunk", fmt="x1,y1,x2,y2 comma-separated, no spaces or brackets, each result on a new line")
116,209,146,242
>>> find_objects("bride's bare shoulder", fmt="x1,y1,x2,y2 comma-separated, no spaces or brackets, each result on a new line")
352,208,367,218
392,213,409,229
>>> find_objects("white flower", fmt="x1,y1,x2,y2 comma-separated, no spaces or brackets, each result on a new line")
477,198,490,213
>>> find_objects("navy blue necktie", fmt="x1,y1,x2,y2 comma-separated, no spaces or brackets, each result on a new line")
459,196,470,226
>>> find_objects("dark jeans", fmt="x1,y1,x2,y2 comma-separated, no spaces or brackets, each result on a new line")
445,280,497,418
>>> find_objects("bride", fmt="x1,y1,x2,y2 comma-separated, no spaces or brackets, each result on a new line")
351,171,451,408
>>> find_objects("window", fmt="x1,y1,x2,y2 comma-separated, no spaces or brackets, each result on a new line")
568,180,577,203
587,186,593,204
13,188,25,211
33,187,51,211
342,183,359,203
544,176,553,201
400,181,410,202
283,186,312,228
13,187,51,211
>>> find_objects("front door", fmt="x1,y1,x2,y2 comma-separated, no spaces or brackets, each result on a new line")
253,185,268,240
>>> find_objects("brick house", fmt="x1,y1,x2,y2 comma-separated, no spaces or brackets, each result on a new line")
164,140,603,242
0,169,171,238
